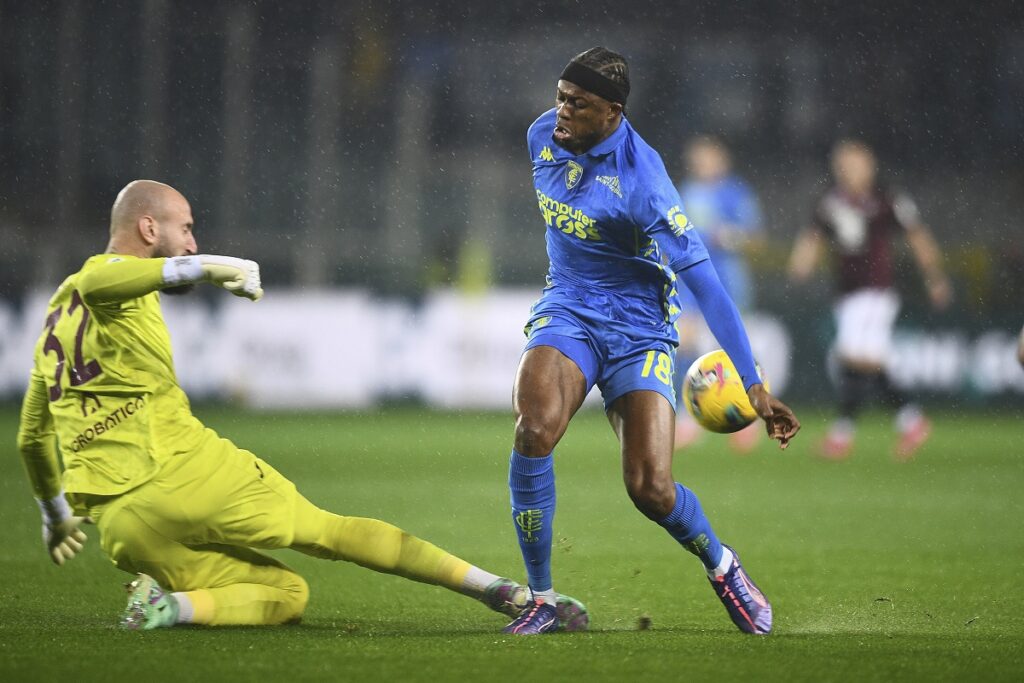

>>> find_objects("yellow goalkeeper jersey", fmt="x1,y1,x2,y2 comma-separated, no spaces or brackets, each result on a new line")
17,254,210,497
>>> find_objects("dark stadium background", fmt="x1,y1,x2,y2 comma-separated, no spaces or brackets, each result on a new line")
1,4,1023,681
1,0,1022,404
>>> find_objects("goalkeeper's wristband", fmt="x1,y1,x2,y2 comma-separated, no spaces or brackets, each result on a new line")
162,255,204,285
36,491,72,526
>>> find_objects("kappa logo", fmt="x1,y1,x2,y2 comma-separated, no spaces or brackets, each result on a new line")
565,160,583,190
538,146,555,162
596,175,622,198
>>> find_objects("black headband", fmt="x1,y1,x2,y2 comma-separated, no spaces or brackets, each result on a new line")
559,61,629,105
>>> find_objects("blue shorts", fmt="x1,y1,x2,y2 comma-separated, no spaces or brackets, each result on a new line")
523,286,678,411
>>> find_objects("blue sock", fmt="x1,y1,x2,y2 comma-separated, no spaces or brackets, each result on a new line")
658,482,724,570
508,449,556,592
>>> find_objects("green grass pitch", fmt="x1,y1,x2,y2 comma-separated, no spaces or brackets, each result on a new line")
1,406,1022,681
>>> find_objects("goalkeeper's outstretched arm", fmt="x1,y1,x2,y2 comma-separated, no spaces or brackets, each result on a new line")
78,255,263,305
16,370,92,565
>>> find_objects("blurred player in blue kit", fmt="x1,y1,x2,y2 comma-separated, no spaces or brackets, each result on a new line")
501,47,800,635
673,136,764,452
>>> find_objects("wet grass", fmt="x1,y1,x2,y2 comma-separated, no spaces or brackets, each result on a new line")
1,407,1021,681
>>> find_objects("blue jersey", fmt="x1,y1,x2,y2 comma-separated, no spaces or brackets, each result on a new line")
528,109,709,325
523,110,762,400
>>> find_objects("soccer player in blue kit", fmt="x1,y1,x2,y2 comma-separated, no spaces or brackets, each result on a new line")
501,47,801,636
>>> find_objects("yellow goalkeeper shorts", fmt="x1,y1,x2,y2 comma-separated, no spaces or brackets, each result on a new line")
84,432,301,588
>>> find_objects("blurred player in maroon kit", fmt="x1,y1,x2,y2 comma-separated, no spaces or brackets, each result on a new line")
788,140,952,460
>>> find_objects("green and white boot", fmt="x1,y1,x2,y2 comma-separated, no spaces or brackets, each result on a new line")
120,573,179,630
482,578,530,618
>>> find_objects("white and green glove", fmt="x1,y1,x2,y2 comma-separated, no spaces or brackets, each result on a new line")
162,255,263,301
37,492,91,566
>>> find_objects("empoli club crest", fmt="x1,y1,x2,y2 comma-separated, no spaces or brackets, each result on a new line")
565,161,583,190
516,509,544,543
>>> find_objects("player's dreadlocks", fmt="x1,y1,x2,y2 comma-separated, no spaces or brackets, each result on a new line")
569,47,630,97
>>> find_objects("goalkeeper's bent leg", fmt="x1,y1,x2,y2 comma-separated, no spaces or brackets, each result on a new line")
99,499,309,626
289,496,492,596
177,575,308,626
170,545,310,626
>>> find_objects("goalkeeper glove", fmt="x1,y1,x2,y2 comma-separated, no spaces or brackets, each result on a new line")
162,254,264,301
37,492,92,566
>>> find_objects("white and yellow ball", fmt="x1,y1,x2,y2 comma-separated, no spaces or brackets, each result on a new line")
682,349,768,433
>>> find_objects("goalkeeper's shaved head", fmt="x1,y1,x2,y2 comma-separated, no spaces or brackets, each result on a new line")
106,179,196,260
110,180,185,237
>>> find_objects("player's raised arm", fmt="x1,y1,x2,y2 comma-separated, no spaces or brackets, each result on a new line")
76,179,263,304
77,255,264,305
16,370,92,565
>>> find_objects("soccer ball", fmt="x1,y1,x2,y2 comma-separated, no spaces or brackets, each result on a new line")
682,349,769,433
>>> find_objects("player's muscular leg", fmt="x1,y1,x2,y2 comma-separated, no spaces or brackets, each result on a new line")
513,346,589,456
608,390,677,520
609,391,727,572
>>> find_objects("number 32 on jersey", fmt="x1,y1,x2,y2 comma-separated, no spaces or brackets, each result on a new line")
42,289,103,401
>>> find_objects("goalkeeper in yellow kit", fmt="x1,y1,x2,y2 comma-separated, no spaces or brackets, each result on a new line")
16,180,589,631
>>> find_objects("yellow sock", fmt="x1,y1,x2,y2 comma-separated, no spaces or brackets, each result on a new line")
295,509,472,593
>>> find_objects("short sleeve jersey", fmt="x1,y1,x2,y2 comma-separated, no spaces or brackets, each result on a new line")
31,254,211,495
811,186,920,294
528,109,709,321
